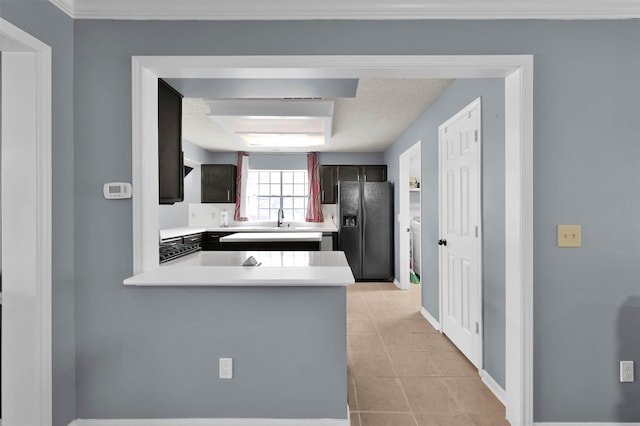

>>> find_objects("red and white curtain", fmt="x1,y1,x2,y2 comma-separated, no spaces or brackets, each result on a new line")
234,151,249,222
305,152,324,223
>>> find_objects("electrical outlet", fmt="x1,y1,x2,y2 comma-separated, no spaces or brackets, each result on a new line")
219,358,233,379
558,224,581,248
620,361,634,382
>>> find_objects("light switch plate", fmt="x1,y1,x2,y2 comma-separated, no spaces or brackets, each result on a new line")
219,358,233,379
620,360,634,382
558,224,581,248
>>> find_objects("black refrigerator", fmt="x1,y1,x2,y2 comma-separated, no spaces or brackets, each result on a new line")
338,181,394,281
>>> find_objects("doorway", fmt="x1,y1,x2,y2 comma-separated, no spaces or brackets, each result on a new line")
0,18,53,425
398,140,422,291
131,55,533,426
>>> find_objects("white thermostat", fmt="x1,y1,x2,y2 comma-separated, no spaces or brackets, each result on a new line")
103,182,132,199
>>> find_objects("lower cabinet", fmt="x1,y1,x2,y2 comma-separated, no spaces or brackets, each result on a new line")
202,231,337,251
202,231,233,251
219,241,321,251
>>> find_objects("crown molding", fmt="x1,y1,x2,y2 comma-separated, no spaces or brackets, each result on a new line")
48,0,75,17
49,0,640,20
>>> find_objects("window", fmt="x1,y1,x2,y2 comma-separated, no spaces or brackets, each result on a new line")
246,170,309,222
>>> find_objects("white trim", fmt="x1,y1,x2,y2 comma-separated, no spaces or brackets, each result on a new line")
0,17,53,426
49,0,640,20
398,140,421,291
131,54,533,426
131,58,160,274
504,58,534,426
48,0,75,17
533,424,640,426
393,278,401,289
420,307,442,332
481,369,507,406
70,419,349,426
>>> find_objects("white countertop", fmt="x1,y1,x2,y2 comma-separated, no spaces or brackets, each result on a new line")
124,251,355,287
160,227,207,240
220,232,322,243
160,223,338,240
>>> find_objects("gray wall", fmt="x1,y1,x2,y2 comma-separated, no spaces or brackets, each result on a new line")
384,79,506,388
0,2,76,425
319,152,385,165
77,286,347,419
72,19,640,423
249,152,384,169
1,10,637,423
201,151,385,170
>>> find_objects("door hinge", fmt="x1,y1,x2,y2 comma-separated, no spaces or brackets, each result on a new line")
474,130,478,142
475,226,478,238
475,322,479,334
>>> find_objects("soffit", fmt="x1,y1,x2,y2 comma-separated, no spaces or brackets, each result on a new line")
182,78,453,153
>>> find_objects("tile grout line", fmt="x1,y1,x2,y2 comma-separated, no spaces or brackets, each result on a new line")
390,287,421,426
348,282,508,425
371,283,421,426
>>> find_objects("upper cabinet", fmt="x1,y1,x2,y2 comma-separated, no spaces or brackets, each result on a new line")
320,165,338,204
320,164,387,204
360,165,387,182
201,164,237,203
337,165,360,182
158,79,184,205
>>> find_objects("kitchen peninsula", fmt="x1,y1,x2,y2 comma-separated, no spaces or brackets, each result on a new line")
122,250,354,423
125,250,352,286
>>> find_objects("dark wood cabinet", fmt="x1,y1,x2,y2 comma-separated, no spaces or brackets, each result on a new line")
338,165,387,182
337,165,360,182
158,79,184,205
361,165,387,182
201,164,237,203
320,165,337,204
320,164,387,203
202,231,233,251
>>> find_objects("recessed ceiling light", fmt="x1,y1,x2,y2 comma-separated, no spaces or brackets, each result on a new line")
240,133,325,147
206,99,333,148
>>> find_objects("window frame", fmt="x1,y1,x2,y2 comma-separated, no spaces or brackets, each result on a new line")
245,169,309,222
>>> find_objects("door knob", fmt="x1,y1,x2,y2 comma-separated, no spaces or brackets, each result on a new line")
438,239,447,246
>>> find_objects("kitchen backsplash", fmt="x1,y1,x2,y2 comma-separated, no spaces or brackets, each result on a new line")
188,203,337,228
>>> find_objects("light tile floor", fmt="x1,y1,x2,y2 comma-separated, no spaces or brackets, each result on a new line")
347,282,509,426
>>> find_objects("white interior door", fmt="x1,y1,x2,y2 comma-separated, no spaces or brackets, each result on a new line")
438,98,482,367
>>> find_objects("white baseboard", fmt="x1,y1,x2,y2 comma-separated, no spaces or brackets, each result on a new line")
420,307,441,331
70,419,349,426
534,423,640,426
480,369,506,406
393,278,401,289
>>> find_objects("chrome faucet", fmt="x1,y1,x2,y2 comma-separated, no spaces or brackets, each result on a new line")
277,208,285,227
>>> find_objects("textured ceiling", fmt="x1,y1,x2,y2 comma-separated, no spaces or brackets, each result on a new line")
182,78,453,153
